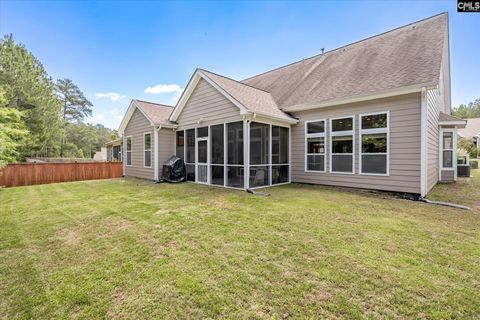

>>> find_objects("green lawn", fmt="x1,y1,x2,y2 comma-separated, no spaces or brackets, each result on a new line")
1,173,479,319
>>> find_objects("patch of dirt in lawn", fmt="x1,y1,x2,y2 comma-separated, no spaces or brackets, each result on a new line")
56,219,134,246
57,228,81,246
102,219,134,234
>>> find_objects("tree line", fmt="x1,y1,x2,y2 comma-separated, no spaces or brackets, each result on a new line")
452,99,480,119
0,35,118,168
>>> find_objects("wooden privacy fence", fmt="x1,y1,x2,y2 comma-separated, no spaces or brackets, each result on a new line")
0,162,123,187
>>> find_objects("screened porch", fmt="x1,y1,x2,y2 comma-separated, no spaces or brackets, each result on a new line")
175,120,290,189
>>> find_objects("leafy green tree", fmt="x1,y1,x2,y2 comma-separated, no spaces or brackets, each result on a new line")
0,34,62,158
458,138,478,159
0,89,29,168
452,99,480,119
64,123,118,158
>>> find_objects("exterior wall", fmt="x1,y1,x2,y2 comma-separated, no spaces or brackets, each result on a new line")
157,128,175,180
440,170,454,182
176,78,242,130
426,88,441,193
290,93,422,194
124,108,154,180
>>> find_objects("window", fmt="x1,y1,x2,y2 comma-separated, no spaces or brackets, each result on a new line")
211,124,224,186
360,112,388,175
176,131,184,159
330,117,354,173
227,121,244,188
305,120,326,172
144,133,152,167
126,136,132,166
442,131,454,169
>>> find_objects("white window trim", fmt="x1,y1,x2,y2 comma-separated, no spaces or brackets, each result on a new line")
329,116,355,174
439,128,456,172
359,111,390,176
304,119,326,173
143,132,152,168
125,135,132,167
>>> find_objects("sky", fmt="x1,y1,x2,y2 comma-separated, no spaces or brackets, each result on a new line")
1,0,479,130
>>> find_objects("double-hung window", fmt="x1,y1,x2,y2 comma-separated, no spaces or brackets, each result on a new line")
360,112,389,175
441,131,454,169
144,133,152,168
126,136,132,166
330,116,354,173
305,120,326,172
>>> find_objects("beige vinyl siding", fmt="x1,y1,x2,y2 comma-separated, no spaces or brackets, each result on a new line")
426,88,441,193
440,170,454,182
290,93,422,194
124,108,154,180
157,128,175,180
176,78,242,130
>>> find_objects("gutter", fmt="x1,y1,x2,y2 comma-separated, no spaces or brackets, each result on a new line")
282,82,437,112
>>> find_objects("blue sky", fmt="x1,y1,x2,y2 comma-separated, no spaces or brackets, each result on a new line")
1,0,479,130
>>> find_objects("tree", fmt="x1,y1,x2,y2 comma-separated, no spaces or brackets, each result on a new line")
0,34,62,158
452,98,480,119
0,89,29,168
54,78,93,156
64,123,118,158
458,138,478,159
54,79,93,122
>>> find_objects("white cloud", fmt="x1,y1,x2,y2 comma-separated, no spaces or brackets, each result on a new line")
144,84,184,94
94,92,126,102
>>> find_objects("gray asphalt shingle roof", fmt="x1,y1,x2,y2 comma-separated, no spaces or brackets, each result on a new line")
134,100,174,125
241,13,447,111
199,69,289,119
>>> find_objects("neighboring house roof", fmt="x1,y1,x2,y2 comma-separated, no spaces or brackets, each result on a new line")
118,100,176,134
458,117,480,139
105,138,122,147
242,13,448,111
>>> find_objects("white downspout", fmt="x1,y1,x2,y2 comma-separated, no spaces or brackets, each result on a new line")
154,126,159,181
420,87,428,197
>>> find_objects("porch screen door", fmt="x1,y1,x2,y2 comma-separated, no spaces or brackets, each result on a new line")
196,126,209,184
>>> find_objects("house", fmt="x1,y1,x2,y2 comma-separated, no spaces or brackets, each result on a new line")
458,118,480,148
105,139,123,161
118,13,467,197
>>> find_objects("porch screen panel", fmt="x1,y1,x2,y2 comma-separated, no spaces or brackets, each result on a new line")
249,122,270,188
186,129,195,181
227,121,244,188
176,131,184,159
272,125,289,184
211,124,224,186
